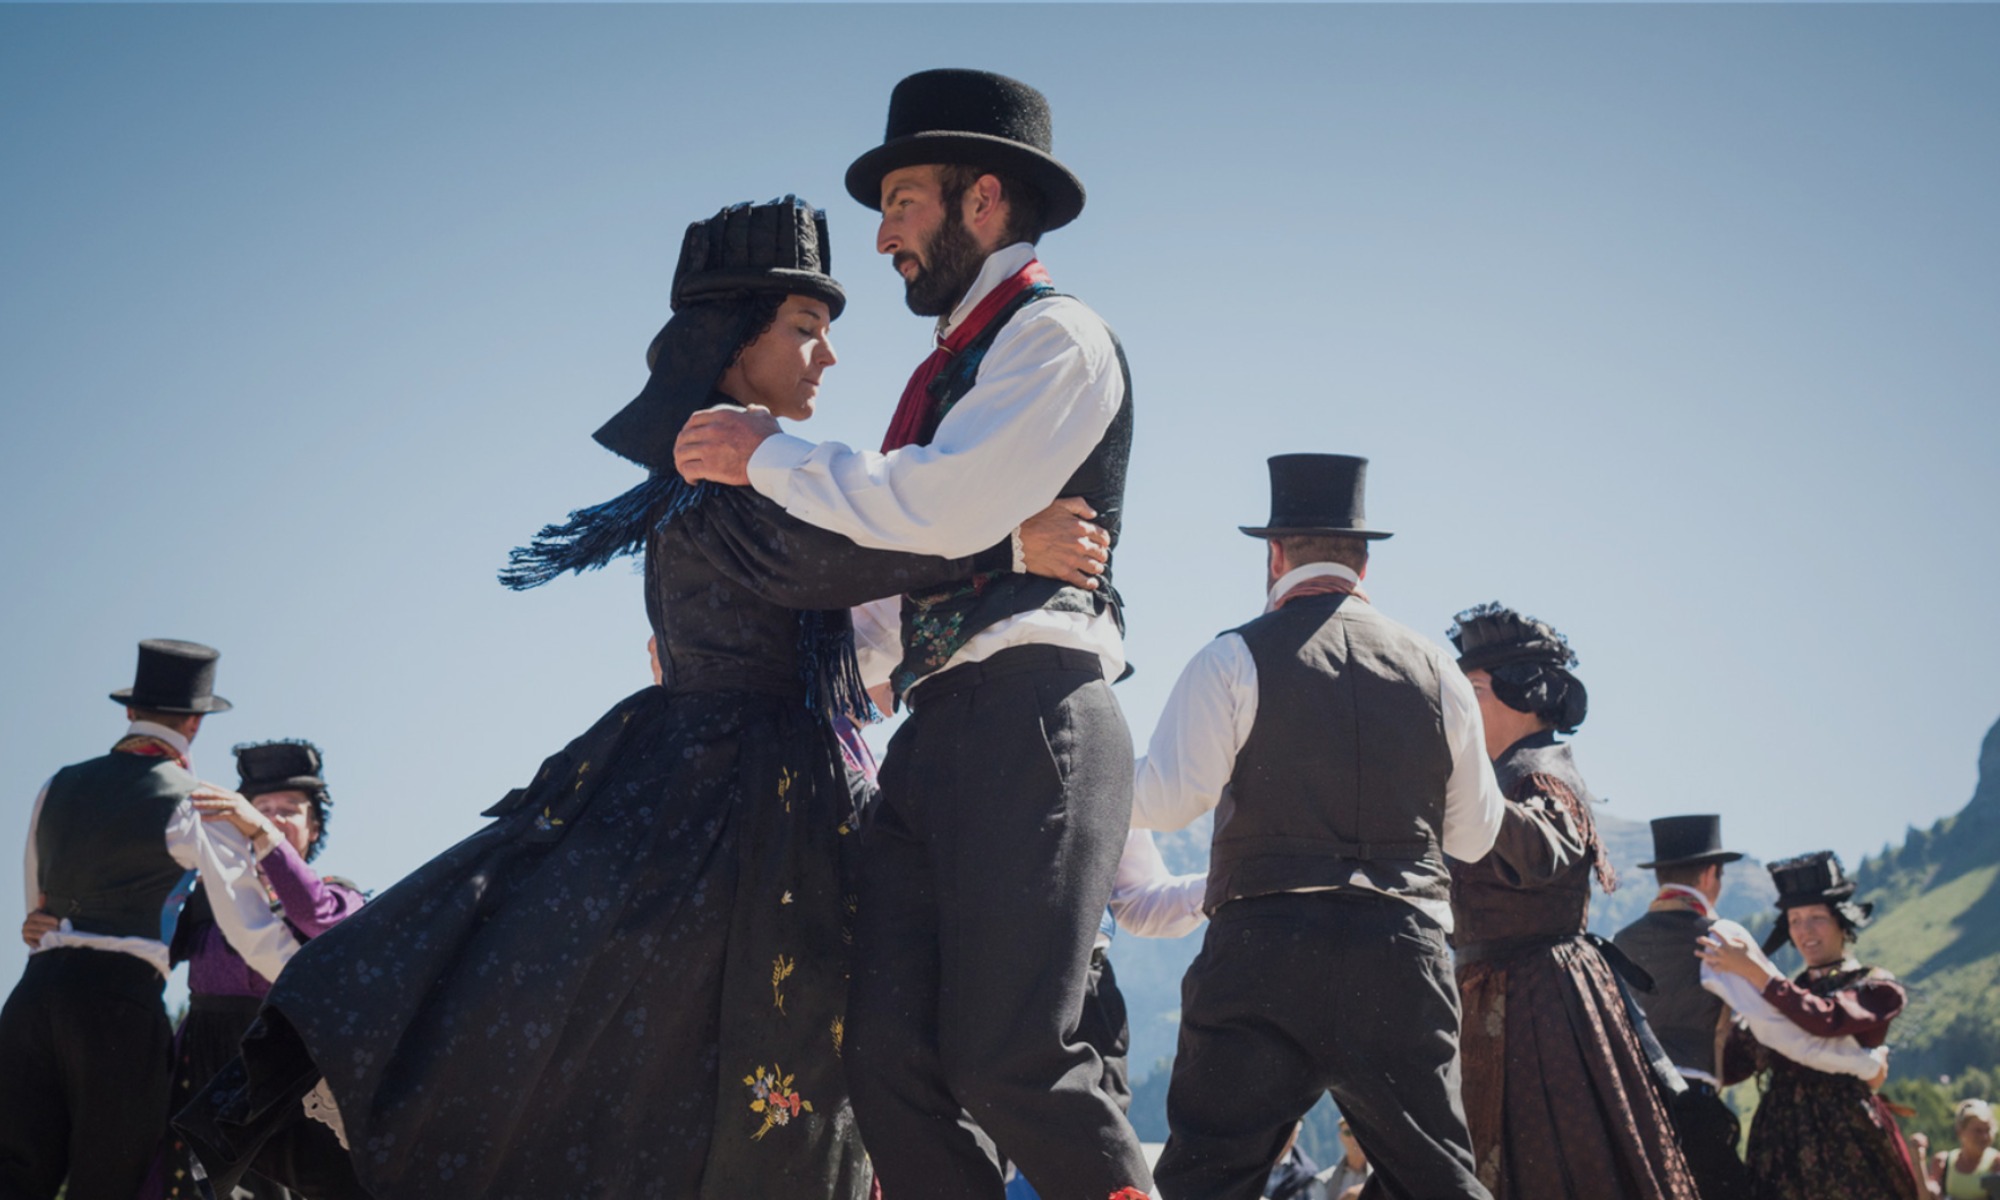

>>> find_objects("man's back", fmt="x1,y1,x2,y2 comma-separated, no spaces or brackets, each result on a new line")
36,752,192,940
1615,906,1724,1077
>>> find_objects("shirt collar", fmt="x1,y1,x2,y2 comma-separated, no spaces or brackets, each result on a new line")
126,719,193,765
1655,883,1714,917
939,241,1038,340
1265,561,1361,614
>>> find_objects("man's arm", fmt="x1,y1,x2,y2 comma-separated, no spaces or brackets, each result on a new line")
23,780,48,914
1107,829,1207,938
165,796,297,984
683,301,1124,557
1699,919,1885,1081
1438,658,1504,862
1132,635,1257,833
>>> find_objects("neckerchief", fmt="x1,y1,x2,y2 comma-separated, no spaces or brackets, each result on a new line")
1653,883,1713,918
112,734,189,771
1273,574,1368,611
880,259,1052,452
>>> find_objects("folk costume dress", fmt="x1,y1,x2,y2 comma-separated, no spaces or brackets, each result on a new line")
176,198,1006,1200
1448,731,1700,1200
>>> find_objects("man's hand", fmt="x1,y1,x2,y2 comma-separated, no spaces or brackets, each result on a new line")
1019,497,1110,590
674,406,781,487
21,910,57,950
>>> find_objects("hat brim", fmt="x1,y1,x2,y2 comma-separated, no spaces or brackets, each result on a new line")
110,689,233,715
242,776,326,799
1775,883,1860,909
674,269,846,321
846,132,1086,232
1637,850,1745,871
1238,525,1394,541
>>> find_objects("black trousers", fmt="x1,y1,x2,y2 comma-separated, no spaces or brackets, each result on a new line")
1156,893,1488,1200
1671,1082,1751,1200
0,948,173,1200
1079,955,1133,1117
846,645,1150,1200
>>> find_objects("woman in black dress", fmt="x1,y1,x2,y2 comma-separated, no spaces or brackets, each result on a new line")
176,197,1094,1199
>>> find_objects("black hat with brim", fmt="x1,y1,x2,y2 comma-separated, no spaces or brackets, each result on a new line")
667,198,845,320
235,740,326,800
110,638,232,715
1239,453,1393,540
1761,850,1874,954
845,70,1086,232
1637,815,1746,871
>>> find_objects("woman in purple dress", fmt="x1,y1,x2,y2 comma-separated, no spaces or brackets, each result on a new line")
160,740,365,1200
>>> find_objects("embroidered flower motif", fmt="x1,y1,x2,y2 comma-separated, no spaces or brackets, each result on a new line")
776,767,797,812
744,1064,813,1139
533,807,564,832
780,890,793,906
830,1015,844,1056
771,954,796,1013
572,760,591,792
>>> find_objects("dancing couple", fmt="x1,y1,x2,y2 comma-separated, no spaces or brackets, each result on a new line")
176,69,1156,1200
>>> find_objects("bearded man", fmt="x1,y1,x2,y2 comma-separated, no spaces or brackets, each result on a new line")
674,70,1146,1200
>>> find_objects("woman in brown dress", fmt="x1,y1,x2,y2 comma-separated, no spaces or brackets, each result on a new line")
1446,603,1699,1200
1703,851,1926,1200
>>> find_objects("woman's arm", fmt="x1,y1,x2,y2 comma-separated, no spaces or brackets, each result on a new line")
259,840,362,940
1758,970,1906,1039
1483,781,1592,888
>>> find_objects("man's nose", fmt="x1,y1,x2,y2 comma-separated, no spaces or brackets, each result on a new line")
876,217,897,256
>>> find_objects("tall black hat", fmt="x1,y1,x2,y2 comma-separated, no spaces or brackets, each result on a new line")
235,739,332,860
109,638,232,715
845,69,1086,232
1762,850,1873,955
1239,454,1394,541
1448,603,1589,733
591,196,843,473
1638,815,1745,871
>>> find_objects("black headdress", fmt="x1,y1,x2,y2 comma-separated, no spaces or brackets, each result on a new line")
1448,602,1589,734
1761,850,1874,955
111,639,232,715
234,739,331,861
500,197,868,718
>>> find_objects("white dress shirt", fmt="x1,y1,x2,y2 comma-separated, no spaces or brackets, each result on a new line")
747,243,1127,689
22,721,298,983
1699,917,1885,1081
1107,828,1208,942
1130,563,1506,931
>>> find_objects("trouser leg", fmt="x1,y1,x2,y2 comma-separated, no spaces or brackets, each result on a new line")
1671,1086,1751,1200
1077,957,1132,1117
0,960,69,1200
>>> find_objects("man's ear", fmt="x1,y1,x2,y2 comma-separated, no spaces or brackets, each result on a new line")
965,173,1010,249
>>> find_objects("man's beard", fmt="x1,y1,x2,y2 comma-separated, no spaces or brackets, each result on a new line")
900,209,986,318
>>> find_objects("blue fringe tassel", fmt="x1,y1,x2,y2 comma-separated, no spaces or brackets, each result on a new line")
797,608,875,723
499,473,711,590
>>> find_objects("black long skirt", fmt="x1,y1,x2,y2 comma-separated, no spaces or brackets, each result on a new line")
177,686,871,1200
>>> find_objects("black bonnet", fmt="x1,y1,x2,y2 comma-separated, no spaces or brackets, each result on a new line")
669,196,844,319
1762,850,1873,954
234,739,332,860
1448,603,1588,733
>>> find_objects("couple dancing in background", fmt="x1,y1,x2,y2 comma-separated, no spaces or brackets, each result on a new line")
177,69,1158,1200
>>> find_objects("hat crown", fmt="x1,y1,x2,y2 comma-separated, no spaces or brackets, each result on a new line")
1768,850,1854,905
884,69,1055,153
114,638,228,714
669,196,840,314
1241,453,1391,539
234,740,323,793
1449,603,1577,672
1642,815,1738,868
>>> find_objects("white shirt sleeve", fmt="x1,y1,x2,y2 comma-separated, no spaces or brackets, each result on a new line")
1439,654,1505,862
1108,829,1208,938
23,780,50,913
850,596,903,692
165,796,297,984
1699,919,1884,1080
746,298,1124,558
1131,634,1258,833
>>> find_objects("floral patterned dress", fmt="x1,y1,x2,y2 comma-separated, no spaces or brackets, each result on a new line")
1724,959,1925,1200
174,483,1001,1199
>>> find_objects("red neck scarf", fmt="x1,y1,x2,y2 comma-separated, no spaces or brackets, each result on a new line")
1653,883,1714,919
113,734,189,771
879,259,1051,452
1273,574,1368,611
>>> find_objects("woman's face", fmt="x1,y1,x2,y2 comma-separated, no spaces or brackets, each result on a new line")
254,789,319,860
718,295,837,421
1786,903,1848,967
1960,1112,1995,1153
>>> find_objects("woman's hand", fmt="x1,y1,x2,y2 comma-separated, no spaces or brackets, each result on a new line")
1019,497,1110,589
1697,926,1781,989
191,785,281,856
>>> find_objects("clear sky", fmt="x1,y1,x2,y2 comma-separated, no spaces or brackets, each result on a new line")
3,4,1996,994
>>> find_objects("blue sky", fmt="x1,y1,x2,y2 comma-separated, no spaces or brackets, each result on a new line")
3,4,1996,992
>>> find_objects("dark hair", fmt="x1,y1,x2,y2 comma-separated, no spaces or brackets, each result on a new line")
1486,661,1588,734
937,163,1048,247
303,787,332,861
1655,861,1715,888
1273,533,1370,574
127,708,201,735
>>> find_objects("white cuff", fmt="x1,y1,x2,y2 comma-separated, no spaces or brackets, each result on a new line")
745,433,815,502
1010,527,1026,573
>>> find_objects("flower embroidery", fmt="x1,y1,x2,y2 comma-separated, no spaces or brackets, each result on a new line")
533,806,564,832
771,955,796,1013
744,1064,813,1139
776,766,797,812
830,1015,844,1056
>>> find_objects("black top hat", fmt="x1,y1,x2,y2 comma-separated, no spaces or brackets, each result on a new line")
668,196,844,319
1762,849,1873,954
1449,604,1576,673
235,740,326,800
1638,815,1745,871
845,69,1086,232
109,638,232,715
1239,454,1393,541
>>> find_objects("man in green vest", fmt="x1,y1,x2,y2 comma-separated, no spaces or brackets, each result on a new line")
0,639,295,1200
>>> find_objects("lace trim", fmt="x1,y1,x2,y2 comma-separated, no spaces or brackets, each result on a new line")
302,1078,349,1150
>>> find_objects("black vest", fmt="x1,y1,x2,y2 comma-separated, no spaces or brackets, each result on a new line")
1613,907,1725,1077
36,751,194,940
891,288,1133,698
1206,593,1453,914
